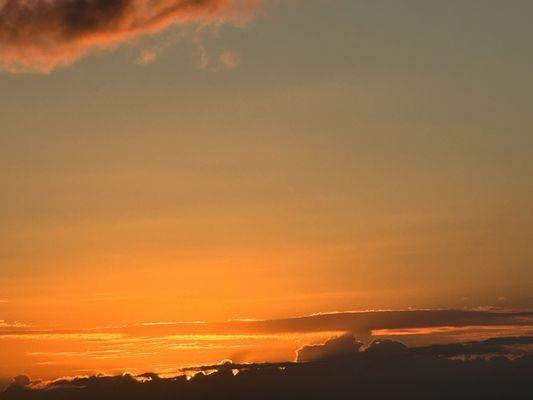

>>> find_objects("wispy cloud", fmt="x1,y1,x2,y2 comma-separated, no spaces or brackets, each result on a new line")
219,50,240,69
0,0,260,73
0,320,28,329
135,48,160,65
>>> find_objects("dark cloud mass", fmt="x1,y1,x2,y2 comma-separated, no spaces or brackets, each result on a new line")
297,334,363,362
0,0,259,73
3,336,533,399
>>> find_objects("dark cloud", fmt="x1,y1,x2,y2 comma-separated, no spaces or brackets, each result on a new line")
297,334,363,363
295,334,533,363
296,335,411,363
362,339,410,357
412,336,533,358
9,376,29,388
0,0,260,73
3,336,533,400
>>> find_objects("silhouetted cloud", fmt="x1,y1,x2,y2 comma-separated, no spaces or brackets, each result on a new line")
9,376,29,388
412,335,533,358
296,333,526,364
3,336,533,399
297,334,363,362
362,338,410,357
0,0,260,73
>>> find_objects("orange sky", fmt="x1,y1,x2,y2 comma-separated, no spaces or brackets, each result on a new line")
1,0,533,385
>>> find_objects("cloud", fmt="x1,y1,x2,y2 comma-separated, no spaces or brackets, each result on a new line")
299,333,533,362
362,338,410,357
0,0,260,73
219,50,240,69
412,336,533,358
81,309,530,339
136,49,159,65
194,41,240,71
2,309,532,383
3,336,533,400
297,334,363,362
3,309,532,338
0,320,28,329
296,335,410,363
9,376,29,388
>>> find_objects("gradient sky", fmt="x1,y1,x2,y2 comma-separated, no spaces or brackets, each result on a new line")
1,0,532,337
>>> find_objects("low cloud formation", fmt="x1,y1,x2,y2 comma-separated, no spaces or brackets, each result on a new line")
9,376,29,388
3,336,533,400
295,334,533,364
297,334,363,363
412,335,533,358
0,0,260,73
297,333,533,363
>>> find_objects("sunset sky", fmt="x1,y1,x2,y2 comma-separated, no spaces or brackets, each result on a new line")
1,0,533,386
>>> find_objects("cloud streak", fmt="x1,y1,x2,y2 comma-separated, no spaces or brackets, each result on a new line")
2,309,533,338
0,320,27,329
0,0,260,73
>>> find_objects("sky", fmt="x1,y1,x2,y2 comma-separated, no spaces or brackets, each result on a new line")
1,0,533,384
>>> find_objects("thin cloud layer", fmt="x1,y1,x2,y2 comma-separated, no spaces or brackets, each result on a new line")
0,0,260,73
109,309,533,337
2,309,533,338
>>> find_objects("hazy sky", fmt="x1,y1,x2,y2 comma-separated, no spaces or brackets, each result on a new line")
1,0,533,332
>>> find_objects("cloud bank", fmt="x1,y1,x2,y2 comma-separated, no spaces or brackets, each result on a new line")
0,0,259,73
296,334,533,362
2,308,532,389
3,336,533,400
297,334,363,363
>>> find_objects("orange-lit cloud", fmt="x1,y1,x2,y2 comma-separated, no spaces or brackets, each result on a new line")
136,48,160,65
0,0,260,73
0,320,27,329
219,50,240,69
